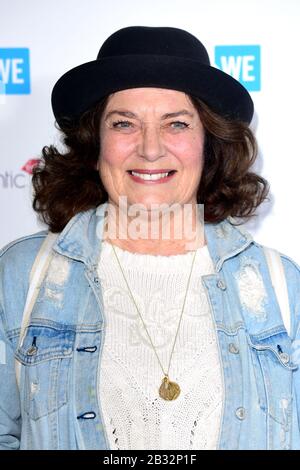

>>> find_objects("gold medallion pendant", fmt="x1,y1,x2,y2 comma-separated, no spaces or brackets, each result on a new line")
159,376,181,401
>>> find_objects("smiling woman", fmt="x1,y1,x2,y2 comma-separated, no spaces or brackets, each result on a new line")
1,25,300,451
31,86,267,238
99,90,203,219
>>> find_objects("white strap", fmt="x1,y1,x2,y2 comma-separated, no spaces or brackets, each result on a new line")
15,232,58,388
263,246,291,336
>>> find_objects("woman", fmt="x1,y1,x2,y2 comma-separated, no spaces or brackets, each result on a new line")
1,25,300,450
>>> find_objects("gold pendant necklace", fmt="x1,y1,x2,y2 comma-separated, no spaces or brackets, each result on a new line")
110,240,197,401
159,375,181,401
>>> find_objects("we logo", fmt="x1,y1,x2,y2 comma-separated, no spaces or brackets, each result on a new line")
214,45,261,92
0,48,30,94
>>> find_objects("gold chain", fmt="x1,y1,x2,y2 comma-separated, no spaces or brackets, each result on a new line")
109,241,197,400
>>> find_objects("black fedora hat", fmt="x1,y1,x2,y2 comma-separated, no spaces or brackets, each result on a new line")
51,25,254,127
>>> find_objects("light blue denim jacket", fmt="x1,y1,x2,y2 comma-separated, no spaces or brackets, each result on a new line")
1,201,300,450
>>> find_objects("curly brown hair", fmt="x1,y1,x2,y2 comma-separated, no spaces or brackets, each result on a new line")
32,94,270,232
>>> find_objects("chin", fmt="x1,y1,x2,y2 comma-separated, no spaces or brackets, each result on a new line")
129,197,174,210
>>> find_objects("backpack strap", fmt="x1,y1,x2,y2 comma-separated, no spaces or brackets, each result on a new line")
263,246,291,336
15,232,59,388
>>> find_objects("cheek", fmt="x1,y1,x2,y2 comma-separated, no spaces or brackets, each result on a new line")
170,134,204,169
98,137,119,176
100,135,134,166
98,136,134,189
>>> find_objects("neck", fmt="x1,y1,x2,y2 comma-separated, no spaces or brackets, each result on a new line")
102,199,205,255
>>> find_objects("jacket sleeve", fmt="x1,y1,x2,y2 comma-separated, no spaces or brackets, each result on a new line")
281,253,300,433
0,232,47,450
0,306,21,450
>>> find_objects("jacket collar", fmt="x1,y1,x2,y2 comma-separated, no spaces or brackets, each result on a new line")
53,201,254,273
204,216,254,272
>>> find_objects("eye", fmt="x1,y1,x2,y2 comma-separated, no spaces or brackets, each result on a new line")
110,120,190,130
169,121,190,129
112,120,134,128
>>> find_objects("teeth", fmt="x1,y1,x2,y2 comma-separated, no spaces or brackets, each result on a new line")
131,171,169,180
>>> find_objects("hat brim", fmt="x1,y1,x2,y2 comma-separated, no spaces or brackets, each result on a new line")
51,55,254,126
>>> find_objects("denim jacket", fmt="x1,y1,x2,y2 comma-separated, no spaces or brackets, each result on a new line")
1,201,300,450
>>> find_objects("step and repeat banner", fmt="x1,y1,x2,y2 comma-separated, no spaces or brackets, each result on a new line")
1,0,299,263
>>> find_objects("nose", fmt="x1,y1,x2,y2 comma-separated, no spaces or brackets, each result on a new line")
138,124,166,161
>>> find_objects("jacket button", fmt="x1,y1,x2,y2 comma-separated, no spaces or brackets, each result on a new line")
27,346,38,356
229,343,239,354
216,279,227,290
94,276,100,284
280,352,290,364
235,407,246,420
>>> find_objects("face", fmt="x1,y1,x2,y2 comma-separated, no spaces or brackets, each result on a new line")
98,87,205,211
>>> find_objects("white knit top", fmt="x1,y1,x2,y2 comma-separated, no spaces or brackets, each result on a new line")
97,241,223,450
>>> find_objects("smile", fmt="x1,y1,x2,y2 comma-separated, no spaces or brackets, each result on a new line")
127,169,177,184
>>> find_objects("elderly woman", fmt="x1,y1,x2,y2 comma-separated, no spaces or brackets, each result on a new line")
1,26,300,451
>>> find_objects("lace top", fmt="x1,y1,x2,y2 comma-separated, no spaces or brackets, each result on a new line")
97,241,223,450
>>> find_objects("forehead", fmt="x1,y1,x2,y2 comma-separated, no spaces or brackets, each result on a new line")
105,87,194,109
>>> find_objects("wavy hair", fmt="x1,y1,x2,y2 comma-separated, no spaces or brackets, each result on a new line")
32,94,270,232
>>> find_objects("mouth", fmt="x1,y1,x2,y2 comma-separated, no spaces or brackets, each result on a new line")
126,169,177,183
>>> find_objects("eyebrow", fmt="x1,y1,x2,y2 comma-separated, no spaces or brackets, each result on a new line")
104,109,194,120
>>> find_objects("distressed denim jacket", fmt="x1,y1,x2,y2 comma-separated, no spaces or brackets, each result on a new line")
1,201,300,450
